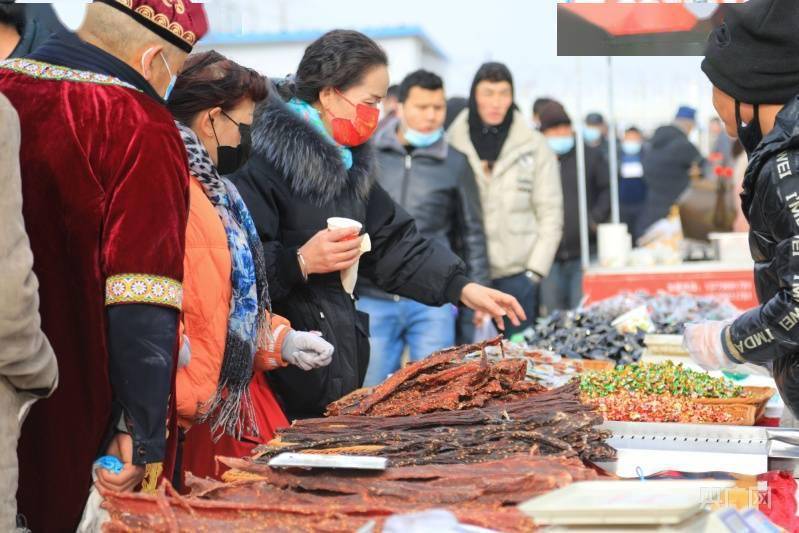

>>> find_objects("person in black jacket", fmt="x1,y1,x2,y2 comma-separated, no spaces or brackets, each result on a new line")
231,30,523,418
537,101,610,312
584,112,609,159
684,0,799,423
636,106,702,238
619,126,647,240
357,69,491,386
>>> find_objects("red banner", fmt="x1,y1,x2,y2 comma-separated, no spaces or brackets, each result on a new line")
583,268,758,310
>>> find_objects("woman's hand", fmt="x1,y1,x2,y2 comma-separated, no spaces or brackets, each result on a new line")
299,228,363,275
281,330,334,371
460,283,525,331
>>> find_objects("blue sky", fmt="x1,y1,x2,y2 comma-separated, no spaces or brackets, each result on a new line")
50,0,712,132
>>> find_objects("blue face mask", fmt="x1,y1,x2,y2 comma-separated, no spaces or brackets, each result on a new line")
547,135,575,156
404,127,444,148
160,52,177,101
583,126,602,144
621,141,642,155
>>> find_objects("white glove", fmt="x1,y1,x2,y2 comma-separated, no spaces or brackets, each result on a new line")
281,331,334,371
683,320,736,371
178,334,191,369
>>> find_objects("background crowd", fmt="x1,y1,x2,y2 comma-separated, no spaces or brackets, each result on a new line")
0,1,753,532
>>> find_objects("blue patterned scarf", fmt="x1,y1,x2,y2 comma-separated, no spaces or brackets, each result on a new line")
176,121,272,440
286,97,353,169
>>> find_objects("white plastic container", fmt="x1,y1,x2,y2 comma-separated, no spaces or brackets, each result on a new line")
598,223,631,268
519,480,733,526
709,232,751,263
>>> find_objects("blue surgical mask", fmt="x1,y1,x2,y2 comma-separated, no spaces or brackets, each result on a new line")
160,52,177,101
404,127,444,148
547,135,575,156
583,126,602,144
621,141,642,155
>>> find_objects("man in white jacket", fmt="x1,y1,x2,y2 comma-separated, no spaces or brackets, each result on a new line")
448,62,563,335
0,93,58,531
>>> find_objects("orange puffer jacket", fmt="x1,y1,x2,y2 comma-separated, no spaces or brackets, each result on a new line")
177,177,291,428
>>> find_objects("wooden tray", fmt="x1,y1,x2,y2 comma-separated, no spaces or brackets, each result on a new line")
695,386,775,421
524,355,616,374
603,403,757,426
713,404,757,426
577,360,617,373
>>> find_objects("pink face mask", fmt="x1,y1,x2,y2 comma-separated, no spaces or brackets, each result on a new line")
325,89,380,147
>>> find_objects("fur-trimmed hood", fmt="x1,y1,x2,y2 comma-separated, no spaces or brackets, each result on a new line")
250,90,375,206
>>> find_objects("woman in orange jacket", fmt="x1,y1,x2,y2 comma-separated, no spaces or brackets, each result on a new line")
167,51,334,483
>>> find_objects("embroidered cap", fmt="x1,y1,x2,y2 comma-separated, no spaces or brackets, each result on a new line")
94,0,209,53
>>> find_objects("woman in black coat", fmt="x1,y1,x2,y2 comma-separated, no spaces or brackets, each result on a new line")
231,30,523,419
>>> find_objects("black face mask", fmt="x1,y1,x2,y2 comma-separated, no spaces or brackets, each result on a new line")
211,111,252,175
735,100,762,155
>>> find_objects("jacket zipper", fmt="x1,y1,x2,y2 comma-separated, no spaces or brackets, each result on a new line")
401,154,412,206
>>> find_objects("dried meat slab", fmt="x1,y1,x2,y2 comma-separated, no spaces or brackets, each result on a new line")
103,492,386,533
174,455,589,531
256,381,617,466
103,469,537,532
214,454,597,507
325,336,540,417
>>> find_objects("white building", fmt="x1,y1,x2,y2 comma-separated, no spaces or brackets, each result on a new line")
197,26,448,86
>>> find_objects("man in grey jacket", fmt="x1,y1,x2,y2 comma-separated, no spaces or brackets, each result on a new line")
0,93,57,531
357,70,491,386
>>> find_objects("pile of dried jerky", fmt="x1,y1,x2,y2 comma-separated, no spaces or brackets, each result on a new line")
326,336,544,417
260,381,615,466
102,454,601,532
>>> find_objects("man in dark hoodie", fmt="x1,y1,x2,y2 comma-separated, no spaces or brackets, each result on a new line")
538,101,610,311
636,105,702,238
683,0,799,425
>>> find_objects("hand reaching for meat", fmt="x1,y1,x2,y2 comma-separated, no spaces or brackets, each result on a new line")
460,283,525,331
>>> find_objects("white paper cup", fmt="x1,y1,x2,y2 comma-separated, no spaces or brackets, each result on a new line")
327,217,362,238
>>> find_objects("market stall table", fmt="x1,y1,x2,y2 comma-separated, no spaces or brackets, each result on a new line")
97,335,799,532
583,261,757,310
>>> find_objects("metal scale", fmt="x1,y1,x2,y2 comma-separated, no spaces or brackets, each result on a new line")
596,421,799,477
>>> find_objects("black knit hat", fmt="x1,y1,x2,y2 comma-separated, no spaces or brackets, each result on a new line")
702,0,799,105
539,102,572,132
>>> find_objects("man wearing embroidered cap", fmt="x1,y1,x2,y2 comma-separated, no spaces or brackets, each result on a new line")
0,0,207,530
